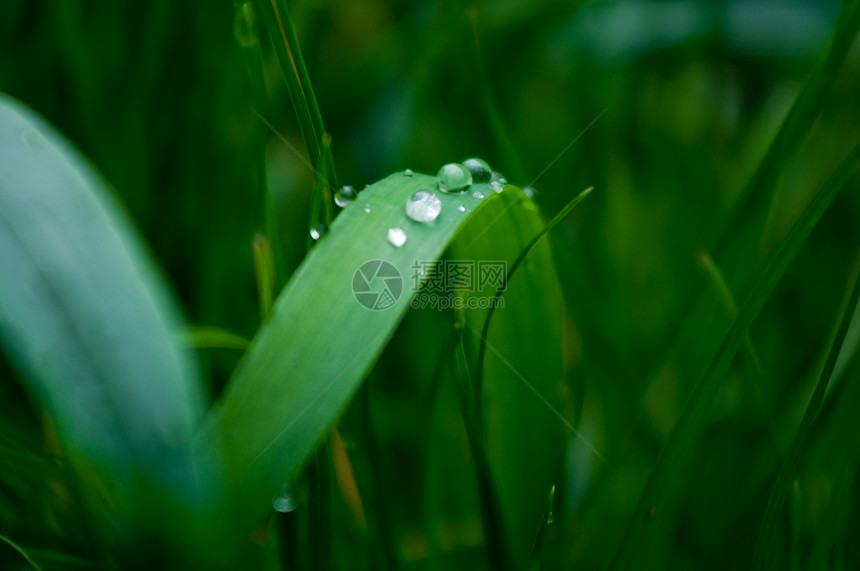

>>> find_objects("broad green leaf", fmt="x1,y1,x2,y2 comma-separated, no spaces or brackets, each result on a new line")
610,138,860,570
0,95,206,550
197,173,560,538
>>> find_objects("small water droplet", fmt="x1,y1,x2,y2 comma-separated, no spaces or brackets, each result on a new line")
387,227,407,247
405,190,442,222
363,207,371,213
272,483,298,513
489,181,503,193
472,190,485,200
490,172,507,187
523,186,539,200
404,169,414,177
462,157,492,182
457,205,466,212
436,163,473,193
547,511,554,525
335,185,357,207
310,224,326,241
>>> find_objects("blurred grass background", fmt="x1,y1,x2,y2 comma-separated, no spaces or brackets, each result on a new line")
2,0,860,569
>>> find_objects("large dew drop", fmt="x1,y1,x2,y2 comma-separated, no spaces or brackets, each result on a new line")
436,163,472,193
388,227,407,247
462,157,491,182
335,185,357,207
405,190,442,223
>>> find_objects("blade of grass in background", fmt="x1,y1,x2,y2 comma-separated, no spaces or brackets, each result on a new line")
750,251,860,570
652,0,860,373
476,186,593,408
253,233,276,321
525,485,556,571
0,95,208,562
451,315,512,571
251,0,336,229
445,185,568,568
183,325,251,351
196,173,538,537
610,138,860,570
467,6,527,184
0,535,42,571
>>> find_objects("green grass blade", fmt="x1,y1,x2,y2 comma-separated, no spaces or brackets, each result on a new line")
750,251,860,570
468,6,527,183
476,186,593,404
253,233,276,321
0,535,42,571
446,187,568,567
525,485,556,571
713,0,860,270
0,95,207,556
650,1,860,377
196,173,531,535
183,325,251,351
807,349,860,570
251,0,337,223
451,315,512,571
609,138,860,570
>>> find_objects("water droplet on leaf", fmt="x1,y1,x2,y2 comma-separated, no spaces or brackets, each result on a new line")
310,224,326,241
388,227,407,247
335,185,357,207
457,205,466,212
404,169,414,177
490,172,507,187
405,190,442,222
462,157,491,182
363,207,371,213
489,181,503,193
523,186,540,201
472,190,485,200
436,163,473,193
272,483,299,513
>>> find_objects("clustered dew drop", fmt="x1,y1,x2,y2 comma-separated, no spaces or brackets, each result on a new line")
472,190,485,200
405,190,442,223
334,185,357,208
436,163,473,193
462,157,492,182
